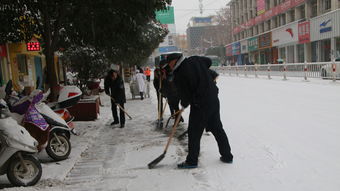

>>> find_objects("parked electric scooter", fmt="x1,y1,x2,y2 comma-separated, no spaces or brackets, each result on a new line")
46,85,82,135
4,81,72,161
0,99,42,186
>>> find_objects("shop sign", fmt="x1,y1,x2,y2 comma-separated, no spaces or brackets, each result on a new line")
248,37,258,52
272,22,298,46
226,44,232,56
259,32,272,49
26,42,40,51
0,45,7,57
298,21,310,44
319,19,332,33
232,42,241,56
241,40,248,54
310,9,340,41
233,0,306,34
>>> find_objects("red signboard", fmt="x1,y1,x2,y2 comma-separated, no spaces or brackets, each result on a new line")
233,0,306,34
27,42,41,51
298,21,310,44
0,45,7,57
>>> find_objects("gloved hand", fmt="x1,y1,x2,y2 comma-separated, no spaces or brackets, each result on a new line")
180,101,189,110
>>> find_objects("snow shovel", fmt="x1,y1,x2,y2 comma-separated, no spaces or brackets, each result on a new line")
110,97,132,120
148,109,184,169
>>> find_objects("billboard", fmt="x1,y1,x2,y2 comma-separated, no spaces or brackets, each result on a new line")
272,21,298,46
156,7,175,24
257,0,266,15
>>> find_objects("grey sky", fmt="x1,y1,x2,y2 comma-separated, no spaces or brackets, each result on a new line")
171,0,230,34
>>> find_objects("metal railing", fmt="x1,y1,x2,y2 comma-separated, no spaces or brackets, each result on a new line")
213,61,340,81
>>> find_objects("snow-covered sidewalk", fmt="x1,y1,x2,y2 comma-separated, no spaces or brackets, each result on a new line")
2,76,340,191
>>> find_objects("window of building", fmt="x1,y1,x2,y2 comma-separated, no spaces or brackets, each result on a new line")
297,44,305,62
335,37,340,59
267,20,271,31
289,9,295,22
17,54,28,75
281,14,286,25
299,5,305,19
322,0,331,12
279,47,286,61
320,39,331,62
311,0,317,17
266,0,270,10
311,41,318,62
287,45,295,63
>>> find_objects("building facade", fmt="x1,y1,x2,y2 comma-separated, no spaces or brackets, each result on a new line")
228,0,340,65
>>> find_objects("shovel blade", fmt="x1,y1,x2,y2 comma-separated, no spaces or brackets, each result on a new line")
148,152,165,169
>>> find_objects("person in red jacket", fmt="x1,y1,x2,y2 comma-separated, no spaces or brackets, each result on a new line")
144,67,151,82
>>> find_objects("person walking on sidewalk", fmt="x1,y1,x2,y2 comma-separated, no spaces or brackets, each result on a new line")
104,69,126,128
163,53,233,169
144,67,151,82
134,69,146,100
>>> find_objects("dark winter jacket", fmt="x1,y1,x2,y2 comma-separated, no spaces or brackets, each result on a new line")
104,75,126,104
173,56,218,109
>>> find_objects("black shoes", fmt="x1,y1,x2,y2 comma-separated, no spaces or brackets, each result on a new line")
177,161,198,169
220,156,233,164
111,121,119,125
120,124,125,128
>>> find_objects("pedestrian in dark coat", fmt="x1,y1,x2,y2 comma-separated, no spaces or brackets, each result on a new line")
104,70,126,128
163,53,233,168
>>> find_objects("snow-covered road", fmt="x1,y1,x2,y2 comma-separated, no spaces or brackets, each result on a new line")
3,76,340,191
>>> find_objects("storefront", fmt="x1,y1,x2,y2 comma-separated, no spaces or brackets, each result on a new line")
240,39,249,65
310,9,340,62
258,32,272,64
225,44,233,65
8,41,46,91
232,42,241,65
248,36,259,64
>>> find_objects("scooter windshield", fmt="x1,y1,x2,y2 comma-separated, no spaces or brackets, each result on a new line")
24,92,48,131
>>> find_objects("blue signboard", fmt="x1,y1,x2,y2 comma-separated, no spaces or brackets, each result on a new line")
193,17,212,23
319,19,332,33
159,46,178,53
232,42,241,56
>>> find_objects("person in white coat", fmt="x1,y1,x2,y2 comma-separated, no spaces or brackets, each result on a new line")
134,69,146,100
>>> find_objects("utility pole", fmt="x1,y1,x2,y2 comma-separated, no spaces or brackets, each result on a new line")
199,0,203,15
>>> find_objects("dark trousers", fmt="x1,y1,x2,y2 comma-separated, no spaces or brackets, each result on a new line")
111,101,125,125
156,91,163,117
146,76,150,82
186,99,233,165
168,96,180,115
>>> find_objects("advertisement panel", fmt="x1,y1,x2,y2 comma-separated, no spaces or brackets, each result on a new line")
298,21,310,44
241,40,248,54
272,21,298,46
226,44,233,56
156,7,175,24
257,0,266,15
310,9,340,41
248,37,259,52
232,42,241,55
259,32,272,49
